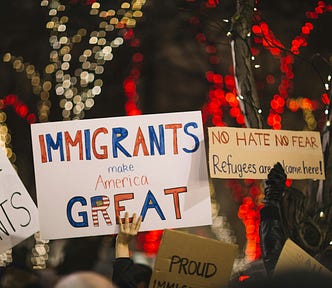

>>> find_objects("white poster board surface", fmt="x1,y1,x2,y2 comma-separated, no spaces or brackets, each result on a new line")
0,148,39,254
208,127,325,179
31,111,211,240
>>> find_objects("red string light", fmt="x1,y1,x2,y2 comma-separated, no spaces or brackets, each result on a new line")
126,0,331,260
188,0,258,261
253,1,331,130
122,28,142,116
1,94,37,124
122,27,162,256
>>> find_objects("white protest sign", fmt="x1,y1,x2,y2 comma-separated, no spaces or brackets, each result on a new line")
0,148,39,254
208,127,325,179
31,111,211,240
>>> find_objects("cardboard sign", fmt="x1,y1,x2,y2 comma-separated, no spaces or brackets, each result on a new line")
149,229,238,288
208,127,325,179
274,238,332,276
0,148,39,254
31,111,211,240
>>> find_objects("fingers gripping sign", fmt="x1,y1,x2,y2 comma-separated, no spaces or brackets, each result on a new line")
115,212,142,258
118,212,142,240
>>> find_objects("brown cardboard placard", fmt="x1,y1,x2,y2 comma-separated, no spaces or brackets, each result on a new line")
274,238,331,276
149,229,238,288
208,127,324,180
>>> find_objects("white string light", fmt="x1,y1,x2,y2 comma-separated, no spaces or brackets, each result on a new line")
325,83,329,91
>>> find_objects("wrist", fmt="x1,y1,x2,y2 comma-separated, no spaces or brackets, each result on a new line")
116,235,131,245
115,241,130,258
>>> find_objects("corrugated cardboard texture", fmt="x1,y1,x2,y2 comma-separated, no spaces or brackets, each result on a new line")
149,229,238,288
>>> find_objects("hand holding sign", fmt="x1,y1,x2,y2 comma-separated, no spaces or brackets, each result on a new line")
115,212,142,258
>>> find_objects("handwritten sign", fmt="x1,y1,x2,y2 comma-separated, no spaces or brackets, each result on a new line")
274,238,332,276
208,127,325,179
31,111,211,240
149,229,238,288
0,148,39,254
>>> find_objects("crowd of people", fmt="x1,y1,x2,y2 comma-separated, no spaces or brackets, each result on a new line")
0,163,332,287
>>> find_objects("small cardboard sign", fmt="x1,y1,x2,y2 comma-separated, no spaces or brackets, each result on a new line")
0,148,39,254
149,229,238,288
274,238,332,276
31,111,211,240
208,127,325,179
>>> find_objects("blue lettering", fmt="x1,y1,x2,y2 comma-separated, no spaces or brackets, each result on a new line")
183,122,200,153
46,132,64,161
112,127,131,158
148,125,165,155
140,190,166,221
67,196,88,227
84,129,91,160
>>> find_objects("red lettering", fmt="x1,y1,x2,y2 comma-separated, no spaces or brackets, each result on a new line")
114,193,134,224
133,127,149,156
165,124,182,154
64,130,83,161
164,187,187,219
92,127,108,159
38,134,47,163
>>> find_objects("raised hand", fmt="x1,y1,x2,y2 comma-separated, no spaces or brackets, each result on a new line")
115,212,142,258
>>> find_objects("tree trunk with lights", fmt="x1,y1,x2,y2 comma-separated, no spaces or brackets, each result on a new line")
230,0,263,129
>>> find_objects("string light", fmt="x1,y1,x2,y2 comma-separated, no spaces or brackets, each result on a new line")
252,1,332,130
0,94,37,124
41,0,146,120
32,0,147,267
31,232,50,270
123,29,143,116
187,0,252,264
0,249,12,267
1,0,146,268
0,94,35,167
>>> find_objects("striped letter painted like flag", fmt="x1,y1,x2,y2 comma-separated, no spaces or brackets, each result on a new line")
91,195,112,227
